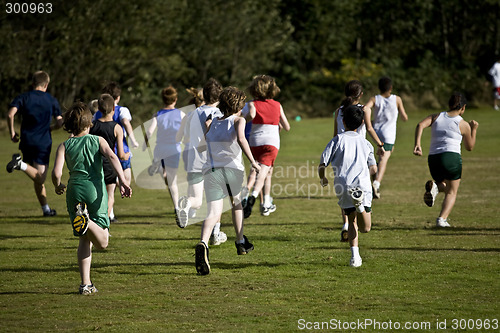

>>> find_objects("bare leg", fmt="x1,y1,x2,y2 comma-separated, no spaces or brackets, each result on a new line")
439,179,460,220
246,168,257,193
230,194,244,241
187,181,204,210
78,220,109,285
251,164,271,195
375,150,391,184
23,162,49,207
106,183,116,216
347,210,371,248
78,237,92,286
123,168,132,185
200,199,223,244
164,166,179,210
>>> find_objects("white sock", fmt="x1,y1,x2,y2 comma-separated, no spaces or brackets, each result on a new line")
372,180,380,189
236,237,245,244
42,204,50,213
264,194,272,207
351,246,360,258
251,191,259,198
20,161,28,171
342,222,349,231
213,222,221,235
109,208,115,219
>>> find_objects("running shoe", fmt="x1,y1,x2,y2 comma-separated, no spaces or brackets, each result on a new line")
424,180,438,207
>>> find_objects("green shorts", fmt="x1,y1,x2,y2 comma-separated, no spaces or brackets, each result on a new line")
428,152,462,183
383,143,394,152
203,168,244,202
67,180,110,236
187,172,204,185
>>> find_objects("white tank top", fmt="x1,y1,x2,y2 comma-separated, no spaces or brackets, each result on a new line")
429,111,463,155
205,115,244,171
373,94,398,144
336,104,366,138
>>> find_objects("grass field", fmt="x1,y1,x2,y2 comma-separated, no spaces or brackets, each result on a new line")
1,107,499,332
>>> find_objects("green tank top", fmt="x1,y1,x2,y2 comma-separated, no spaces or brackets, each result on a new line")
64,134,104,183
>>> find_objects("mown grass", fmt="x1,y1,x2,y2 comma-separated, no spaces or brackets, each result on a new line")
0,107,499,332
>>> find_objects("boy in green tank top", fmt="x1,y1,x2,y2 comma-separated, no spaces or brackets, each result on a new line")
52,102,132,295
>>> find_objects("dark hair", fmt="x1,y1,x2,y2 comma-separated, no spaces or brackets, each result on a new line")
32,71,50,88
63,101,93,135
378,77,392,93
248,74,280,100
203,78,223,105
343,104,364,130
186,87,204,107
218,86,246,116
162,85,178,105
98,93,115,116
102,81,121,100
340,80,363,109
448,92,467,111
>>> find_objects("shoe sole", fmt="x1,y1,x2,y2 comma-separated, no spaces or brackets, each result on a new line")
424,180,435,207
195,243,210,275
177,197,190,228
243,196,255,219
177,211,188,228
340,230,349,242
73,203,89,235
6,154,21,173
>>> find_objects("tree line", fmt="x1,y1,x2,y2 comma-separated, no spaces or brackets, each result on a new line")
1,0,499,122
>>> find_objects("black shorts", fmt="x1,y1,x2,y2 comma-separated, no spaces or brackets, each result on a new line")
21,144,51,165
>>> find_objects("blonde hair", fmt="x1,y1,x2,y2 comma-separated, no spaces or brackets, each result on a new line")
248,74,280,100
186,87,204,107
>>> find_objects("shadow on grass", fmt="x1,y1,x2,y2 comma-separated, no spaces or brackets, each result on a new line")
6,218,67,225
0,291,77,295
0,234,46,240
372,246,500,253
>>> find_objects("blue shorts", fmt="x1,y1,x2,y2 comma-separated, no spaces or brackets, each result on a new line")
21,144,51,165
120,157,131,170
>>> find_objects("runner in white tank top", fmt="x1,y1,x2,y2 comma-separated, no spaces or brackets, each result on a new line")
365,77,408,199
414,92,478,228
429,111,462,155
373,94,398,145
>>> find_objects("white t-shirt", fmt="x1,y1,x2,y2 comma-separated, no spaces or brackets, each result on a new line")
373,94,398,145
489,62,500,88
321,131,373,209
